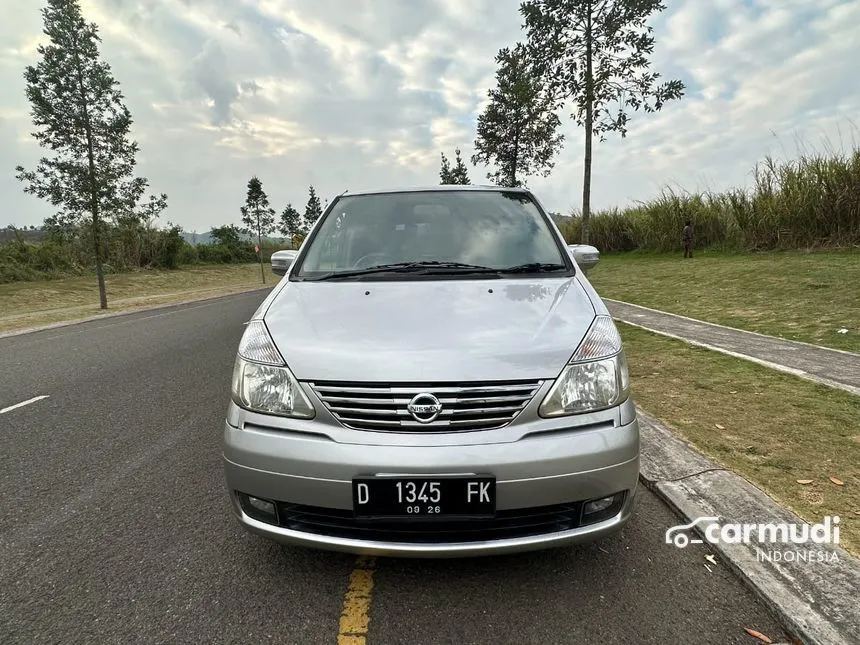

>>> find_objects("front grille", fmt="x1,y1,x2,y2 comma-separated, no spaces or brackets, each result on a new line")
308,380,544,432
275,502,583,543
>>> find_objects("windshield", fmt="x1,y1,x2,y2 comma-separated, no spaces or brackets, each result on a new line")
293,190,569,280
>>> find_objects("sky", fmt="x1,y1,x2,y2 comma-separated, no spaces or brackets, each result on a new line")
1,0,859,233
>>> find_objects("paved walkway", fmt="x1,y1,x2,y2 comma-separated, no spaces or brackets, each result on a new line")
605,299,860,396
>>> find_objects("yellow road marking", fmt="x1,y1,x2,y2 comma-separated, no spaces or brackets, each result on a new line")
337,555,377,645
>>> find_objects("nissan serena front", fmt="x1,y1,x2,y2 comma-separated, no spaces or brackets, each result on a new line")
222,186,639,557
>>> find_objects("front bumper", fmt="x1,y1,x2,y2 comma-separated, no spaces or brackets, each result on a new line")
222,416,640,558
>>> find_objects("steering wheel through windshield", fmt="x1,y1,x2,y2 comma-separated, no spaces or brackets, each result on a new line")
352,252,396,270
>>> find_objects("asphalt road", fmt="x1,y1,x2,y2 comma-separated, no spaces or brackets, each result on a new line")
0,290,789,645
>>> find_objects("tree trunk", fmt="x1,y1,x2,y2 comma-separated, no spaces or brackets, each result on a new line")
257,218,265,285
511,102,524,188
512,128,519,187
581,1,594,246
73,31,108,309
92,211,107,309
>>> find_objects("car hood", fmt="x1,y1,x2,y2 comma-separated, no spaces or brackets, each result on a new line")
263,277,596,382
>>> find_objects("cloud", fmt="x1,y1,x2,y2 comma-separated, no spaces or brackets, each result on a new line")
538,0,860,211
1,0,859,232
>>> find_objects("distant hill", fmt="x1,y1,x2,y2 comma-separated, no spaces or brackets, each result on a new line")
180,231,215,245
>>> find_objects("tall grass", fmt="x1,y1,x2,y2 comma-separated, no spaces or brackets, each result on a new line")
557,147,860,252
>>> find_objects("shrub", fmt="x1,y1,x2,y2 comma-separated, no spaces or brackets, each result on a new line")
196,243,234,264
0,260,40,284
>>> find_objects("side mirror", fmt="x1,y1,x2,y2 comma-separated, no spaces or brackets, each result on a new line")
271,253,295,276
567,244,600,272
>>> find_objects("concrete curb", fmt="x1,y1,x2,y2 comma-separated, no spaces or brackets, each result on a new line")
636,407,860,645
0,285,273,340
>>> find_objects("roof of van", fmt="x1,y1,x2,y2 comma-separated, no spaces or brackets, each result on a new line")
338,185,531,197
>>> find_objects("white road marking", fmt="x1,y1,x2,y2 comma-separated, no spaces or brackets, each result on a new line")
0,395,50,414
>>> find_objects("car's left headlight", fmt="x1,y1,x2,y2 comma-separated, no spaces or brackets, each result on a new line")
539,315,630,417
230,320,315,419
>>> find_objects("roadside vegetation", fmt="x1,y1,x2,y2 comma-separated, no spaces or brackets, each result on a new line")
0,179,321,286
2,172,319,286
0,222,271,283
554,147,860,252
0,263,264,334
620,322,860,555
588,250,860,352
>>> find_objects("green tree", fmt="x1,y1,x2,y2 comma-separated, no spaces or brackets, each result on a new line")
439,152,453,184
15,0,149,309
279,203,302,247
303,185,323,230
210,224,243,249
440,149,471,185
240,175,275,283
111,192,167,268
472,43,563,187
451,148,471,184
521,0,685,243
138,193,168,224
296,216,309,241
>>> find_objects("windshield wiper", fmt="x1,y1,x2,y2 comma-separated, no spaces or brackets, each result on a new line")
310,261,498,281
498,262,568,274
308,261,568,281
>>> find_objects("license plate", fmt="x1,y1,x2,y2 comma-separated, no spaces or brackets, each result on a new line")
352,475,496,519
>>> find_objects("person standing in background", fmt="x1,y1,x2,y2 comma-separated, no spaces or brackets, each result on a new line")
683,220,694,258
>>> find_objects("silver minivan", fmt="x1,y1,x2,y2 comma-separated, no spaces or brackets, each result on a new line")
223,185,639,558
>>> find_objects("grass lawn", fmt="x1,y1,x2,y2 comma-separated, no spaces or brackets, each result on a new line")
0,264,269,333
588,250,860,352
620,322,860,555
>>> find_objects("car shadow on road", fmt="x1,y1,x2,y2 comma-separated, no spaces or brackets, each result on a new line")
349,491,790,645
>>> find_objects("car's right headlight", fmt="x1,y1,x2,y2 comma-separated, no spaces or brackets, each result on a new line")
539,315,630,417
230,320,315,419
